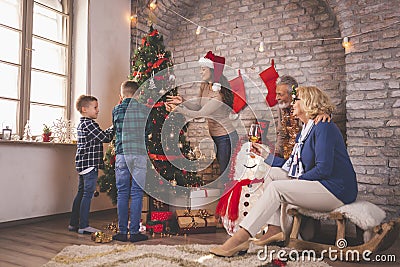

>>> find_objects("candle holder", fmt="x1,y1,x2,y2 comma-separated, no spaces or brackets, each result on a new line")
2,126,12,140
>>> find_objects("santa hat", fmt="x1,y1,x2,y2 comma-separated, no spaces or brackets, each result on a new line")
198,51,225,91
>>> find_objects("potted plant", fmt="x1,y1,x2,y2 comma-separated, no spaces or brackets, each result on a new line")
42,124,52,142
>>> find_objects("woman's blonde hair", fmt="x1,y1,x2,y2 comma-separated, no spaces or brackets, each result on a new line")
297,86,335,119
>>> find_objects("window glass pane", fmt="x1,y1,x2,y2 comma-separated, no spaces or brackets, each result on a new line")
29,104,65,135
35,0,62,12
33,2,66,44
0,0,22,29
0,63,20,99
32,37,66,75
0,99,18,134
0,28,21,64
31,71,66,105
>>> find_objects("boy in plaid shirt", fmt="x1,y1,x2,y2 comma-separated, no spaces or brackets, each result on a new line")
68,95,114,234
112,80,149,242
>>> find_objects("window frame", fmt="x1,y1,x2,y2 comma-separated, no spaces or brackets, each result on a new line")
0,0,72,137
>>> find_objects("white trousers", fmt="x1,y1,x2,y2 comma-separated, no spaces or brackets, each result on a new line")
240,167,344,237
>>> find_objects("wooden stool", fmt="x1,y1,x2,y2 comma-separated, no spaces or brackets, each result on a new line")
286,208,400,261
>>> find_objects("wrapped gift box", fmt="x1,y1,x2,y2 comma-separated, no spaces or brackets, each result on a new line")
190,188,220,210
151,211,173,221
146,221,164,233
176,209,217,234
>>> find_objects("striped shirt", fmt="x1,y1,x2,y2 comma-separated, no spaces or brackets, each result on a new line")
112,98,149,155
75,117,114,173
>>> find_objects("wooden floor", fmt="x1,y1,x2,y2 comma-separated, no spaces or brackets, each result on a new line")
0,209,398,267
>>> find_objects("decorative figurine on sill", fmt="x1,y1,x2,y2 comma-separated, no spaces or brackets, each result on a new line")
42,124,52,142
22,120,33,141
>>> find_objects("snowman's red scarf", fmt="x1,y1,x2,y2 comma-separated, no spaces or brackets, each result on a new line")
215,138,264,221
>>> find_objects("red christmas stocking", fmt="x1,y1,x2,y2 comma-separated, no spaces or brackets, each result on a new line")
229,70,247,113
259,59,279,107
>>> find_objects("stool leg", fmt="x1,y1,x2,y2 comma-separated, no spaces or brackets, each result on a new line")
290,213,302,239
355,225,364,245
336,218,346,243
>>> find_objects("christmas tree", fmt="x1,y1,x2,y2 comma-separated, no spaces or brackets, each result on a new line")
98,26,202,205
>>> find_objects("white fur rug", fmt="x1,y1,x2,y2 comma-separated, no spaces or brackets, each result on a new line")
44,244,332,267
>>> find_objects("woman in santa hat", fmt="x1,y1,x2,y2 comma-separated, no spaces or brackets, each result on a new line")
165,51,238,176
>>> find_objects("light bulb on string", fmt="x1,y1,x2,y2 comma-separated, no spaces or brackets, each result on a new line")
196,26,201,35
342,37,350,49
149,0,157,10
258,41,265,52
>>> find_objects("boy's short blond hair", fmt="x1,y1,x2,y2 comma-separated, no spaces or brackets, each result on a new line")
76,95,97,113
121,80,139,97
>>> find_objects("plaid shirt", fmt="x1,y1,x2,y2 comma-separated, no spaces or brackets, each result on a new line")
112,98,148,155
75,117,114,173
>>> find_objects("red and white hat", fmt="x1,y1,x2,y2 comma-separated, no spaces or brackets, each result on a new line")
198,51,225,91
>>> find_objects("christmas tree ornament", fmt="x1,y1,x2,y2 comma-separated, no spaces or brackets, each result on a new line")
148,73,156,90
147,98,154,105
159,88,166,95
259,59,279,107
170,179,177,186
156,52,165,59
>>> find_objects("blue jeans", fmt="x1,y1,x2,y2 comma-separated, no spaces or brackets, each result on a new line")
212,131,239,176
115,154,147,234
69,168,98,229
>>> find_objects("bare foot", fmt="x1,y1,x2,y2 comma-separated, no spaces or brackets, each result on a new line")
258,225,282,242
219,228,250,251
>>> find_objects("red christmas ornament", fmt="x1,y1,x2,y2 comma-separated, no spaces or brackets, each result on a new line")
153,119,156,124
180,130,184,135
147,62,153,67
147,98,154,105
182,170,187,175
159,179,164,185
110,155,116,165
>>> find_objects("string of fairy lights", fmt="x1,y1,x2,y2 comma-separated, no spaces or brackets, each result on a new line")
132,0,400,52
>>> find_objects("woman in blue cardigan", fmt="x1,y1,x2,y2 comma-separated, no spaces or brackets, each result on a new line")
210,86,358,257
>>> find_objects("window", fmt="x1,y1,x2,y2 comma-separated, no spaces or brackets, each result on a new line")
0,0,71,136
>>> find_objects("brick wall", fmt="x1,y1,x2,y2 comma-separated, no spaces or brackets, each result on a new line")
131,0,400,219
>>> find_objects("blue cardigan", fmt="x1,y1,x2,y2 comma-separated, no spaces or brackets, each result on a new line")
265,122,358,204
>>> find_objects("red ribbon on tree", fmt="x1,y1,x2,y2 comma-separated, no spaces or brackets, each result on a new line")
148,29,159,36
148,153,185,161
145,101,164,108
152,58,168,69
